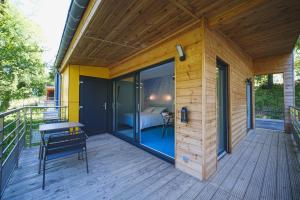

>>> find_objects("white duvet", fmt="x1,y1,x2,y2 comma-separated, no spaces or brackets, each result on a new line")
120,112,163,129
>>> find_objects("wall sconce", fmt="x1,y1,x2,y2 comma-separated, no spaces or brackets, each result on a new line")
149,94,156,100
176,44,186,61
245,78,252,83
164,95,172,101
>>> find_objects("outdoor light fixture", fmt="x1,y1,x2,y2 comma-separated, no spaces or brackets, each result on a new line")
164,95,172,101
149,94,156,100
176,44,186,61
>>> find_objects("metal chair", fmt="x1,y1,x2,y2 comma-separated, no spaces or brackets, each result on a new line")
40,130,88,189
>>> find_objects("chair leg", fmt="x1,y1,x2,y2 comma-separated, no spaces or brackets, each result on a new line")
42,155,46,190
85,149,89,174
38,146,43,174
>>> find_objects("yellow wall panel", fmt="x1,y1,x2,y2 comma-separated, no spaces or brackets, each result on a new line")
79,65,109,79
62,65,110,122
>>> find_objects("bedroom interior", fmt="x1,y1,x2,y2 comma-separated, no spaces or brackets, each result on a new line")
113,60,175,158
140,61,175,158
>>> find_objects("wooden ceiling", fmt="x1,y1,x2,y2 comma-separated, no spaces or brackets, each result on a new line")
69,0,300,67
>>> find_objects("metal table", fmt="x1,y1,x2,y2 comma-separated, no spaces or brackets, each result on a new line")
39,122,84,133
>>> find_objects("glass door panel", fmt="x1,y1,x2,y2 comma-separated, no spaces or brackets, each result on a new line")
115,75,135,139
216,59,228,157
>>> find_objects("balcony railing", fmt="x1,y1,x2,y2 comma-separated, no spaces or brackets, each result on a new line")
289,106,300,147
0,105,67,197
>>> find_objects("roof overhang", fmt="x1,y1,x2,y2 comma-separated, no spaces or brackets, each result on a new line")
56,0,300,71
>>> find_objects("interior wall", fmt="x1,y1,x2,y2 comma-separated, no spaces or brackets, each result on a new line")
203,26,254,178
142,76,175,112
110,23,204,179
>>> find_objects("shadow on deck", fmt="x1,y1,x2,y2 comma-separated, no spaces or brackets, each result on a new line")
2,129,300,200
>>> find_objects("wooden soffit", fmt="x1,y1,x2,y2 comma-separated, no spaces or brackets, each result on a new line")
67,0,300,67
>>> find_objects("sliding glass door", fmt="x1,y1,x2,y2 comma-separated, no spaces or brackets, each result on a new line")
139,61,175,158
114,74,136,139
112,60,175,161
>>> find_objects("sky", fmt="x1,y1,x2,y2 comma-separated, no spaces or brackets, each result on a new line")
11,0,72,66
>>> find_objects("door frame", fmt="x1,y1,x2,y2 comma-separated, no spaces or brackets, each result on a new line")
246,79,254,131
79,75,109,135
216,57,230,158
111,58,175,164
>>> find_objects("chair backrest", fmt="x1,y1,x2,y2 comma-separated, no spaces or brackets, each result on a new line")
46,131,86,158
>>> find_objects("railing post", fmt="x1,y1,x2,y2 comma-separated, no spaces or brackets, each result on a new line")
0,115,4,195
16,110,20,168
29,107,32,148
24,107,27,147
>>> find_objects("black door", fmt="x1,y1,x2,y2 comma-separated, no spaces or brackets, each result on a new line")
246,79,253,130
79,76,108,136
216,58,229,157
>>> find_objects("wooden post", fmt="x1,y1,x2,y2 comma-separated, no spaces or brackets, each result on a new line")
283,53,295,133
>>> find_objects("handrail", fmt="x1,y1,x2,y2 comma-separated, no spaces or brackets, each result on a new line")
0,104,68,198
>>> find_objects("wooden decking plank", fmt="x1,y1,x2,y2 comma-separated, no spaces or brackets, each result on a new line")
66,155,163,199
2,130,300,200
211,187,230,200
176,179,207,200
83,161,170,200
3,143,153,199
194,183,218,200
209,140,251,186
276,134,292,200
285,135,300,200
219,139,258,192
232,144,263,198
111,166,177,200
4,154,153,200
259,132,279,200
243,133,272,200
142,172,198,200
127,169,181,200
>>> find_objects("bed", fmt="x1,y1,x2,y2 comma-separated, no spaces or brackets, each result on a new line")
119,107,166,129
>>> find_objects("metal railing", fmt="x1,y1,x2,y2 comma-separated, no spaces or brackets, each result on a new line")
289,106,300,147
255,96,284,120
0,105,67,197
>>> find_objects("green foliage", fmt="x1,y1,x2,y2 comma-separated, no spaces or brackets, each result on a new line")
295,36,300,78
0,3,46,111
255,84,284,119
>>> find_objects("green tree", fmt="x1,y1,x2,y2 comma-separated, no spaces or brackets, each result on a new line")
0,2,46,111
295,37,300,79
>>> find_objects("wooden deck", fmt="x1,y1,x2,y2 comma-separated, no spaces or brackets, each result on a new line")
2,128,300,200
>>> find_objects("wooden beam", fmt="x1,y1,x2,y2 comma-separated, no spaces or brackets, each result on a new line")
84,36,140,50
168,0,199,20
109,19,202,69
59,0,103,73
208,0,268,29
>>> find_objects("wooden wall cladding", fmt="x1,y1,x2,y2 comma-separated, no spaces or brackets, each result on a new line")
253,53,294,75
110,23,204,179
202,25,254,179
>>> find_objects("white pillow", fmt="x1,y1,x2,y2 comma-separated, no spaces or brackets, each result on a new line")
152,107,167,114
143,107,155,113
